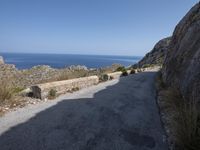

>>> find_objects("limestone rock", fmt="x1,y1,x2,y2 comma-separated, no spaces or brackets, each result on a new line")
68,65,88,70
0,56,4,64
137,37,171,67
162,2,200,102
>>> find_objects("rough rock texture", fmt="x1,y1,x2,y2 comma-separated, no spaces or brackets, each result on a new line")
31,76,99,99
162,2,200,102
0,56,4,64
137,37,171,67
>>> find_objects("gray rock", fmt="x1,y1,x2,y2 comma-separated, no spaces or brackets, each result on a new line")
67,65,88,70
136,37,171,67
0,56,4,64
162,2,200,102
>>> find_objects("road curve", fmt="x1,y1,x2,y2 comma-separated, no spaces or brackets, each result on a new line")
0,71,168,150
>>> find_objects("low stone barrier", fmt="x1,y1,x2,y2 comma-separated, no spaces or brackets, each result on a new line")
127,70,131,74
31,76,99,99
107,72,122,79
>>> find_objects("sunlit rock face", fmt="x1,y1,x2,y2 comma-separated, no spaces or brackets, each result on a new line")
136,37,171,68
162,2,200,102
0,56,4,64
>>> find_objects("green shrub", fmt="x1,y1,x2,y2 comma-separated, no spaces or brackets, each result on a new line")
121,70,128,76
158,83,200,150
116,66,126,72
0,80,21,104
130,69,136,74
99,74,109,82
48,89,57,99
0,85,12,103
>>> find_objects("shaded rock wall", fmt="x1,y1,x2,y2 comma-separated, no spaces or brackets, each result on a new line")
162,2,200,102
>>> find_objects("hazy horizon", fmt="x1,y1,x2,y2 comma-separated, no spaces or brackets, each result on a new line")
0,0,198,56
0,51,142,57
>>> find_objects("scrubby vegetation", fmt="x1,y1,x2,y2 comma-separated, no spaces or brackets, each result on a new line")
116,66,126,72
130,69,136,74
99,74,109,82
0,80,24,104
0,79,26,115
156,71,200,150
116,66,128,76
121,70,128,76
0,82,12,102
48,89,57,99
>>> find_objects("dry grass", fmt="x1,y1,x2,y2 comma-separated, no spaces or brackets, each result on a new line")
0,79,25,115
156,72,200,150
0,80,14,104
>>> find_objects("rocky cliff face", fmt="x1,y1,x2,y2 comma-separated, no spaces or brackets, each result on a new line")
0,56,4,64
137,37,171,67
162,2,200,102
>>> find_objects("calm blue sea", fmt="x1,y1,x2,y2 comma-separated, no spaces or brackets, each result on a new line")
0,53,141,69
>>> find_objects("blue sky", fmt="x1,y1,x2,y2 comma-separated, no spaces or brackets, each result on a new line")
0,0,198,56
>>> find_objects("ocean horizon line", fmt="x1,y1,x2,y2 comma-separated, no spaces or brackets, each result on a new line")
0,51,143,58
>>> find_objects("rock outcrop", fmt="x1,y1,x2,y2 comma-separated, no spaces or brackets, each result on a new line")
0,56,4,64
137,37,171,67
162,2,200,102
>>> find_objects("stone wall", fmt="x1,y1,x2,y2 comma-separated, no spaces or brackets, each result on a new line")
0,62,121,88
107,72,123,79
31,76,99,99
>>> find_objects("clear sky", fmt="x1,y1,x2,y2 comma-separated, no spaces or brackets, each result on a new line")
0,0,198,56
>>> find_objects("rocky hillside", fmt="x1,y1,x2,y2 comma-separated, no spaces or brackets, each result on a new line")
137,37,171,67
162,2,200,102
0,56,4,64
0,59,121,88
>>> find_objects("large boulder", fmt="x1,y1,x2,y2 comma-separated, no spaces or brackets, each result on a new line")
162,2,200,102
0,56,4,64
137,37,171,67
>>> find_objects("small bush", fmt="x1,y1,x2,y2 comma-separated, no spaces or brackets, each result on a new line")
116,66,126,72
142,64,151,68
130,69,136,74
72,87,79,92
158,84,200,150
48,89,57,99
121,70,128,76
0,85,13,103
99,74,109,82
0,80,21,104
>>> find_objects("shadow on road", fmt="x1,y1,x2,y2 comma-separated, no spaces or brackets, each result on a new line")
0,72,168,150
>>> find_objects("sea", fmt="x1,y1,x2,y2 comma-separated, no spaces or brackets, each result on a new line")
0,52,141,70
